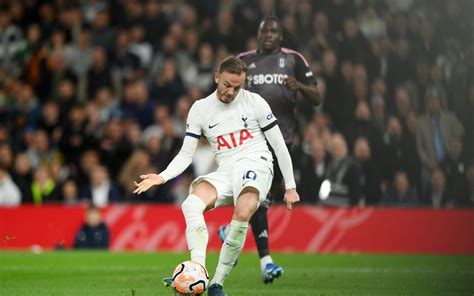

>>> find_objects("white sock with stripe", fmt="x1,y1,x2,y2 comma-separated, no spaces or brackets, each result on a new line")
210,220,249,286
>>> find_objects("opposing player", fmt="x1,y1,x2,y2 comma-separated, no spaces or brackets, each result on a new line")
218,15,321,284
133,56,300,295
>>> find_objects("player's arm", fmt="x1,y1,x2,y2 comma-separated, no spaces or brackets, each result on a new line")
133,135,199,194
263,122,300,210
256,95,300,209
283,53,322,106
134,102,202,195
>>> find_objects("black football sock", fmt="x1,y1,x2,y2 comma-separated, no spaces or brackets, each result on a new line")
250,205,270,258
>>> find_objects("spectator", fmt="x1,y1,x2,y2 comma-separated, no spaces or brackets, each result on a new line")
193,43,215,93
142,0,169,48
150,58,186,114
37,101,61,144
120,80,155,129
321,133,361,206
31,164,59,205
98,118,133,178
22,23,47,91
344,100,382,154
37,50,77,102
440,139,469,203
11,153,33,202
59,105,94,165
300,138,328,203
337,17,371,63
75,149,101,189
386,39,416,102
359,6,386,41
26,129,62,169
65,25,94,77
320,50,339,117
416,91,464,190
328,60,355,131
0,9,25,77
353,137,382,205
80,165,121,207
382,116,420,191
172,96,192,137
0,165,22,206
112,28,141,82
128,24,153,69
381,171,418,207
0,144,14,171
201,9,245,53
308,12,337,59
422,168,455,208
57,79,78,123
90,9,115,52
394,85,417,120
86,46,114,99
93,87,120,126
73,206,110,249
11,82,41,126
61,179,80,205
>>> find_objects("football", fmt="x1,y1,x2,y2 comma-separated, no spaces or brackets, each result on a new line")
172,261,209,295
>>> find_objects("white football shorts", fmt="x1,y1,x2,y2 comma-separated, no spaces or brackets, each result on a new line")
189,157,273,209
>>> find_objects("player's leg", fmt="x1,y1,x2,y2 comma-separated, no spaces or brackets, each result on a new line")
163,180,217,288
209,187,259,291
250,156,285,283
165,173,231,289
182,180,217,267
210,162,273,294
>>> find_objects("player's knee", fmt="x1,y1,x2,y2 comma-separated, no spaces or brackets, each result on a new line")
181,194,206,217
233,194,259,221
233,209,253,222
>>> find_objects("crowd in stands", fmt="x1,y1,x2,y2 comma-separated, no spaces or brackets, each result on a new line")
0,0,473,208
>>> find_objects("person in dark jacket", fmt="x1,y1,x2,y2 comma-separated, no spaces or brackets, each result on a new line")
320,133,361,207
73,206,110,249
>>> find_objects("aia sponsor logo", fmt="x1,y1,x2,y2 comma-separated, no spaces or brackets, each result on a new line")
216,129,254,150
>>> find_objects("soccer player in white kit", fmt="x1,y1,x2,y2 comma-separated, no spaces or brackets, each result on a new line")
133,56,299,295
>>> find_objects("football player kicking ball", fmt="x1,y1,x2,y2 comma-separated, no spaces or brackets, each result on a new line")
133,56,300,296
219,15,321,284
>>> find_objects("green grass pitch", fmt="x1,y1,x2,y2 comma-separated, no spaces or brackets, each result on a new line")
1,251,473,295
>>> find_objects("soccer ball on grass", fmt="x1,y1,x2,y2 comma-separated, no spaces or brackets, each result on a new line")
172,261,209,295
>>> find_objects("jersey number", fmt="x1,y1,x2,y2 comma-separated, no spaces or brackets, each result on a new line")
216,129,254,150
243,170,257,181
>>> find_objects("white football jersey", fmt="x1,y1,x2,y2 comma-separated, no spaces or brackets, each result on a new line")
185,89,277,168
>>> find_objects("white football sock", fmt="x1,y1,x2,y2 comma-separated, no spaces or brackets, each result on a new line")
260,255,273,271
181,194,208,267
210,220,249,286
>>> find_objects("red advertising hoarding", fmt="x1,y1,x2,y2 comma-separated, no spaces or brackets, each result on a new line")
1,205,473,254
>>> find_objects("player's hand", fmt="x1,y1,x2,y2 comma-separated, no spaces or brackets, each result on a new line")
283,189,300,210
283,76,301,91
133,174,165,195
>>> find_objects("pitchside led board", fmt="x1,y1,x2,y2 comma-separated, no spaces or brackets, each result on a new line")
1,205,474,254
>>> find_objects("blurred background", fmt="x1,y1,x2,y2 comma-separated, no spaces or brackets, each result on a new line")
0,0,473,210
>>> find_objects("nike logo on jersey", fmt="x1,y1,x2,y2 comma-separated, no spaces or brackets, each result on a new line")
209,123,219,129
